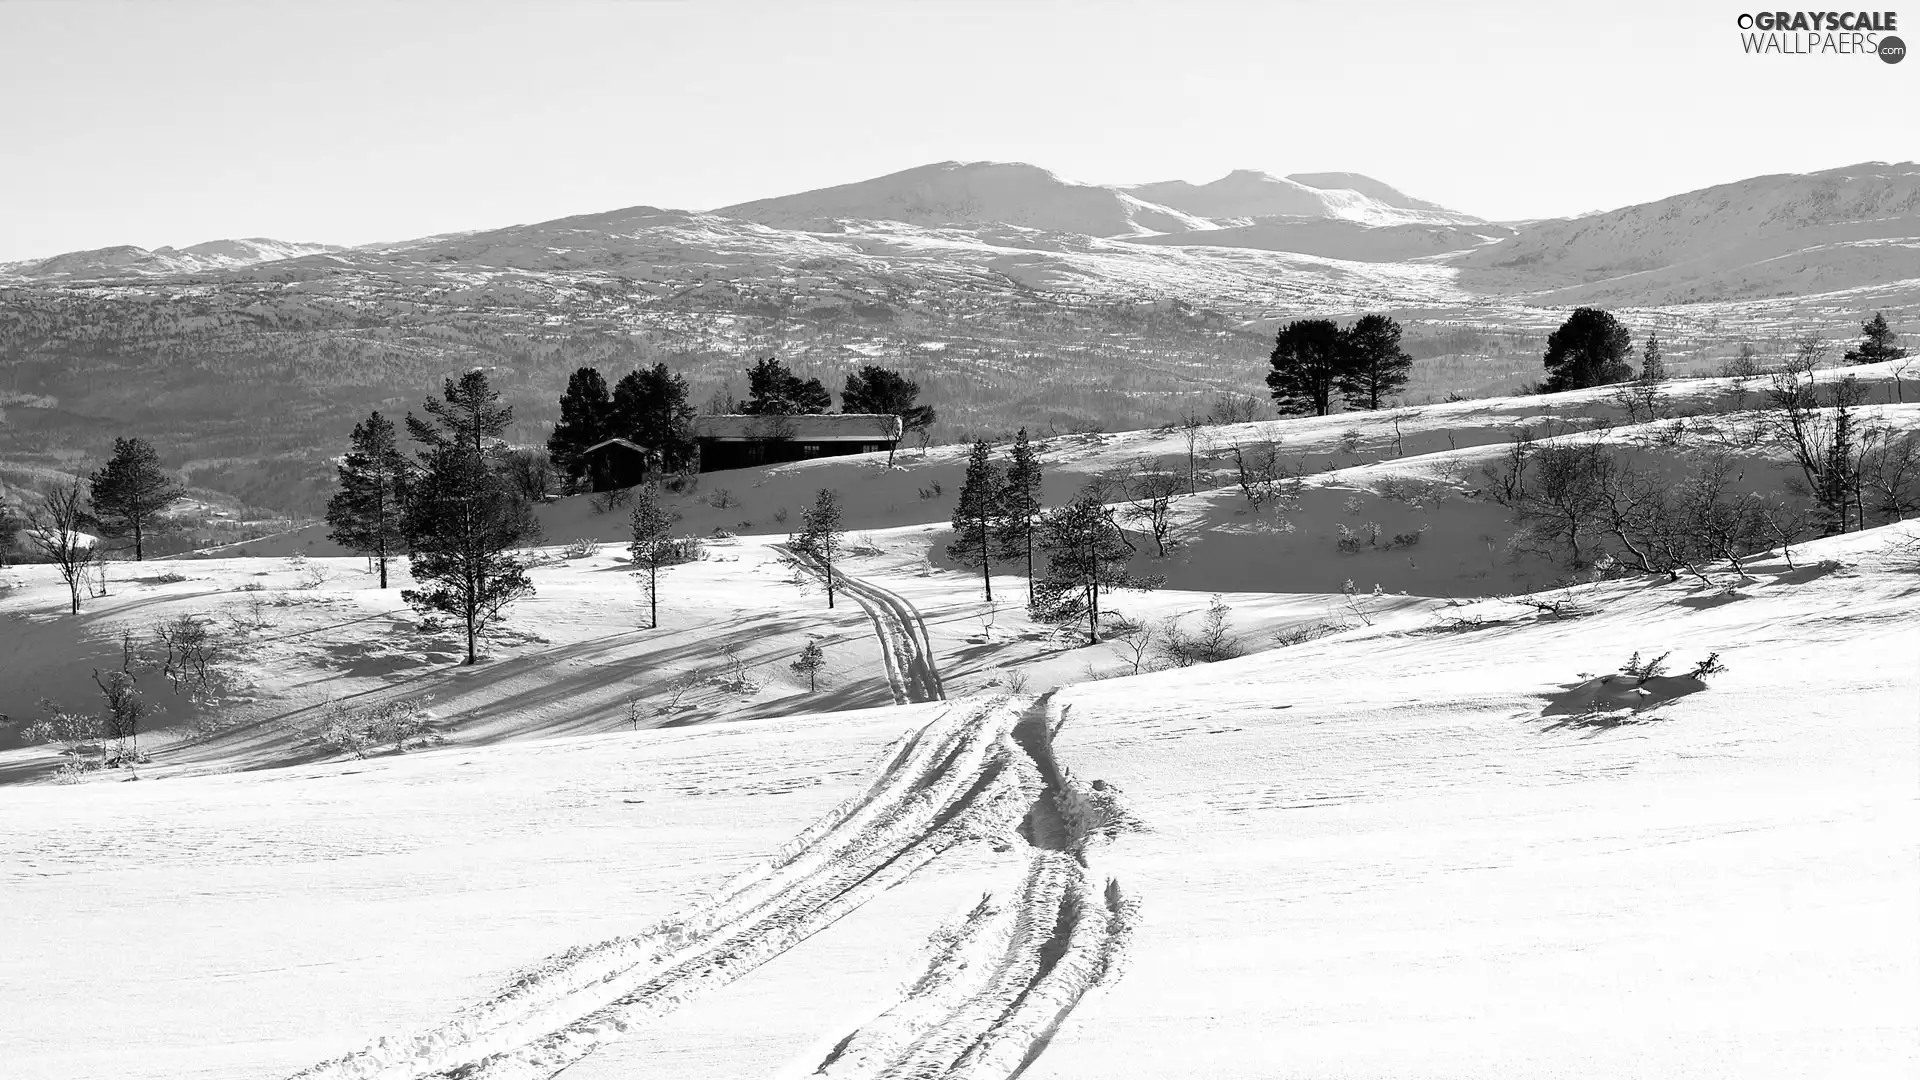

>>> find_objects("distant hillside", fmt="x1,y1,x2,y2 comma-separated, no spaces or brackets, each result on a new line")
0,237,343,281
714,161,1215,237
1125,218,1511,262
1459,161,1920,303
2,159,1916,521
1124,169,1482,227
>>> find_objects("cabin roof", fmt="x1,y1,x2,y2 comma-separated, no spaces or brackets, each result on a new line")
694,413,904,442
581,437,659,457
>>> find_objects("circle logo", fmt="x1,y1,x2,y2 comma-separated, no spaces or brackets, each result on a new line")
1882,35,1907,63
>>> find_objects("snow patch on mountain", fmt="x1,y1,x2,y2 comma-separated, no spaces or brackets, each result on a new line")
1123,169,1483,227
0,237,342,280
1460,160,1920,303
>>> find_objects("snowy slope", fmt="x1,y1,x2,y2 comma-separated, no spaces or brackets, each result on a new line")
1125,169,1483,227
713,161,1216,237
0,237,343,280
1,524,1913,1078
3,363,1919,1077
1460,161,1920,303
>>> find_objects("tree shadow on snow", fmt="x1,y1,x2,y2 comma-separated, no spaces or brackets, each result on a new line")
1539,672,1709,732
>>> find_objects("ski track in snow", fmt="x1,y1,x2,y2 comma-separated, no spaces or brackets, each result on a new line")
286,677,1127,1080
780,546,947,705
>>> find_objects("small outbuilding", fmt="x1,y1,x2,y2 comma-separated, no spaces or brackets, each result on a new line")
579,438,659,492
694,414,904,472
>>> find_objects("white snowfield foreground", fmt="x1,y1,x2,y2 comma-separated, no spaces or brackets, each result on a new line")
1,524,1915,1078
284,695,1128,1080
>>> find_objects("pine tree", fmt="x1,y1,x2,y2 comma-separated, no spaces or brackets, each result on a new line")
996,428,1044,603
1266,319,1347,417
1034,492,1160,645
1542,308,1634,392
0,493,21,568
402,376,538,665
88,436,184,561
1639,331,1667,382
547,366,613,481
609,363,699,471
791,639,826,692
741,357,831,416
626,484,679,629
325,411,410,589
947,440,1001,601
1843,312,1908,365
1335,314,1414,410
407,370,514,461
841,365,937,444
792,488,846,608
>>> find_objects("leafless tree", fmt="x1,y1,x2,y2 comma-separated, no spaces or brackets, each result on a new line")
1110,617,1157,675
1224,438,1302,516
1122,461,1183,557
1208,394,1259,426
26,482,97,614
1515,442,1613,567
1176,410,1210,494
1479,426,1534,506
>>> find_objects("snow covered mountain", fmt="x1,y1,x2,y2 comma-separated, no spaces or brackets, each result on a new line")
715,161,1483,237
714,161,1219,236
0,237,342,280
1460,161,1920,303
1123,168,1483,227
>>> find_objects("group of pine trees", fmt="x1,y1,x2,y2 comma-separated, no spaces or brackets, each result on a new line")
1265,313,1416,417
1537,307,1906,393
547,356,937,486
326,371,539,665
547,363,700,482
945,431,1153,645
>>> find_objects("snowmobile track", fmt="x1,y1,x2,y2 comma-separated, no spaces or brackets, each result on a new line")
779,546,946,704
284,696,1045,1080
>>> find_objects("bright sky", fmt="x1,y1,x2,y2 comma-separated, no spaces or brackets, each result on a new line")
0,0,1912,260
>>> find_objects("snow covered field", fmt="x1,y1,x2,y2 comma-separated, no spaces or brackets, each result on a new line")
3,374,1917,1078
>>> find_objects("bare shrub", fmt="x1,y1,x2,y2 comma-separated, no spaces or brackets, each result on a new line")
1156,595,1243,667
706,488,740,510
285,552,330,589
1208,394,1260,425
1272,621,1343,647
304,697,439,758
152,613,236,704
1372,475,1447,508
1122,463,1183,557
591,486,635,515
561,537,598,560
1477,426,1534,507
1223,438,1303,516
1108,617,1157,675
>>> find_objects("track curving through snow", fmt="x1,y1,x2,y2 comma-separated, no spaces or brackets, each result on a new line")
284,694,1133,1080
780,545,946,705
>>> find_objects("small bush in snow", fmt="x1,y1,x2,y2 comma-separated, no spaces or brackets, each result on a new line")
561,538,598,560
1156,595,1243,667
1272,621,1342,647
304,697,439,758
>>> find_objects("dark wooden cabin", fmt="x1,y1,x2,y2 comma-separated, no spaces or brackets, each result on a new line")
694,414,904,473
580,438,659,492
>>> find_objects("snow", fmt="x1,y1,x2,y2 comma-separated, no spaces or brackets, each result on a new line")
3,375,1917,1078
